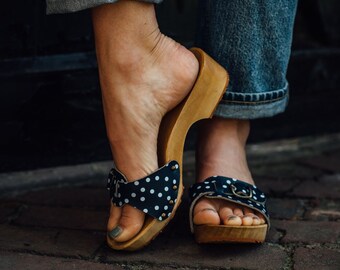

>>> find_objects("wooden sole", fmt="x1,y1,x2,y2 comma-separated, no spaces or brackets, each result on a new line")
194,224,268,244
107,47,229,251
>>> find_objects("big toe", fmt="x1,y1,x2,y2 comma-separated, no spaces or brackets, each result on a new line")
108,205,145,242
193,198,220,225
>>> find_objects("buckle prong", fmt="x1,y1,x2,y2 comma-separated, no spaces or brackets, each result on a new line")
231,185,252,199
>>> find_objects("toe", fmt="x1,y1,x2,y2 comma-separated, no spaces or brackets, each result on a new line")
219,201,243,226
241,214,254,225
107,202,122,231
111,205,145,242
193,198,220,225
233,207,244,217
223,215,243,226
252,216,261,225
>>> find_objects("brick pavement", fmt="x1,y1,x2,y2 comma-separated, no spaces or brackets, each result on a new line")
0,135,340,270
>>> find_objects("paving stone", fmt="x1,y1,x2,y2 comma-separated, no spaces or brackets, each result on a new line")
100,234,287,270
251,162,323,179
271,220,340,244
304,199,340,221
3,187,108,208
0,225,105,258
255,177,300,196
0,252,118,270
267,198,305,220
299,153,340,173
294,247,340,270
0,202,20,223
292,177,340,199
14,205,107,231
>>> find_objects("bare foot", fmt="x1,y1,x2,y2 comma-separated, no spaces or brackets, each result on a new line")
92,2,199,242
193,118,266,226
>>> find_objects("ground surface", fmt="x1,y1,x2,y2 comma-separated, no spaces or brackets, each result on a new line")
0,134,340,270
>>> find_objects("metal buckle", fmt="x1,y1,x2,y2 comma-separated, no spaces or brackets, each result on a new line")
231,184,253,199
114,179,125,198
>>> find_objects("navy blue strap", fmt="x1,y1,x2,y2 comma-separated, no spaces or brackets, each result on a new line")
189,176,270,231
107,160,180,221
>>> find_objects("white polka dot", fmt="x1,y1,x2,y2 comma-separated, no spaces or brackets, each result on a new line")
140,197,145,202
131,193,136,198
256,203,261,206
213,175,217,178
158,217,163,221
134,181,139,186
193,193,196,197
165,177,169,181
197,186,201,189
204,181,209,184
154,205,159,210
205,186,210,189
140,187,145,192
146,178,150,182
143,209,148,213
164,187,169,192
164,205,168,210
222,185,227,188
253,190,257,195
168,213,171,217
150,189,155,194
227,180,231,184
232,178,237,181
242,189,247,193
253,196,257,200
119,202,123,206
175,164,179,169
260,194,265,198
167,196,171,200
158,193,163,198
117,193,121,198
124,199,129,204
173,179,177,184
227,196,232,199
155,176,159,181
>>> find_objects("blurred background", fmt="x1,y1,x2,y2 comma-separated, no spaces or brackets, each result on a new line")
0,0,339,173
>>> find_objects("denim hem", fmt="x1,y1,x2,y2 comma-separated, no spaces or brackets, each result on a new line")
214,87,289,120
221,82,289,105
46,0,163,14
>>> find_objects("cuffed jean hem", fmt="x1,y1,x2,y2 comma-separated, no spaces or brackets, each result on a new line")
46,0,163,14
214,83,289,119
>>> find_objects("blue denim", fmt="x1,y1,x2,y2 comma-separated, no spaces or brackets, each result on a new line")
197,0,298,119
46,0,163,14
46,0,297,119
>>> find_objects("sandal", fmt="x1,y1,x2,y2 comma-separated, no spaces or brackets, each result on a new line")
106,48,229,251
189,176,270,243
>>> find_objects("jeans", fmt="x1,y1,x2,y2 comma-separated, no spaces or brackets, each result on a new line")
47,0,298,119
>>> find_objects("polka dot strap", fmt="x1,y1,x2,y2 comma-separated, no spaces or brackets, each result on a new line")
106,160,180,221
188,176,270,232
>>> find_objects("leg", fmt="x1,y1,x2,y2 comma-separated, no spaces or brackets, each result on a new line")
194,0,298,226
92,1,199,242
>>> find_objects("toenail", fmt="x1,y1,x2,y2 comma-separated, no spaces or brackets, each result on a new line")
108,226,122,239
228,215,238,220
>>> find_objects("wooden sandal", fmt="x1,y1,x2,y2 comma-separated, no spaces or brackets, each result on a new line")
189,176,270,243
106,48,229,251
